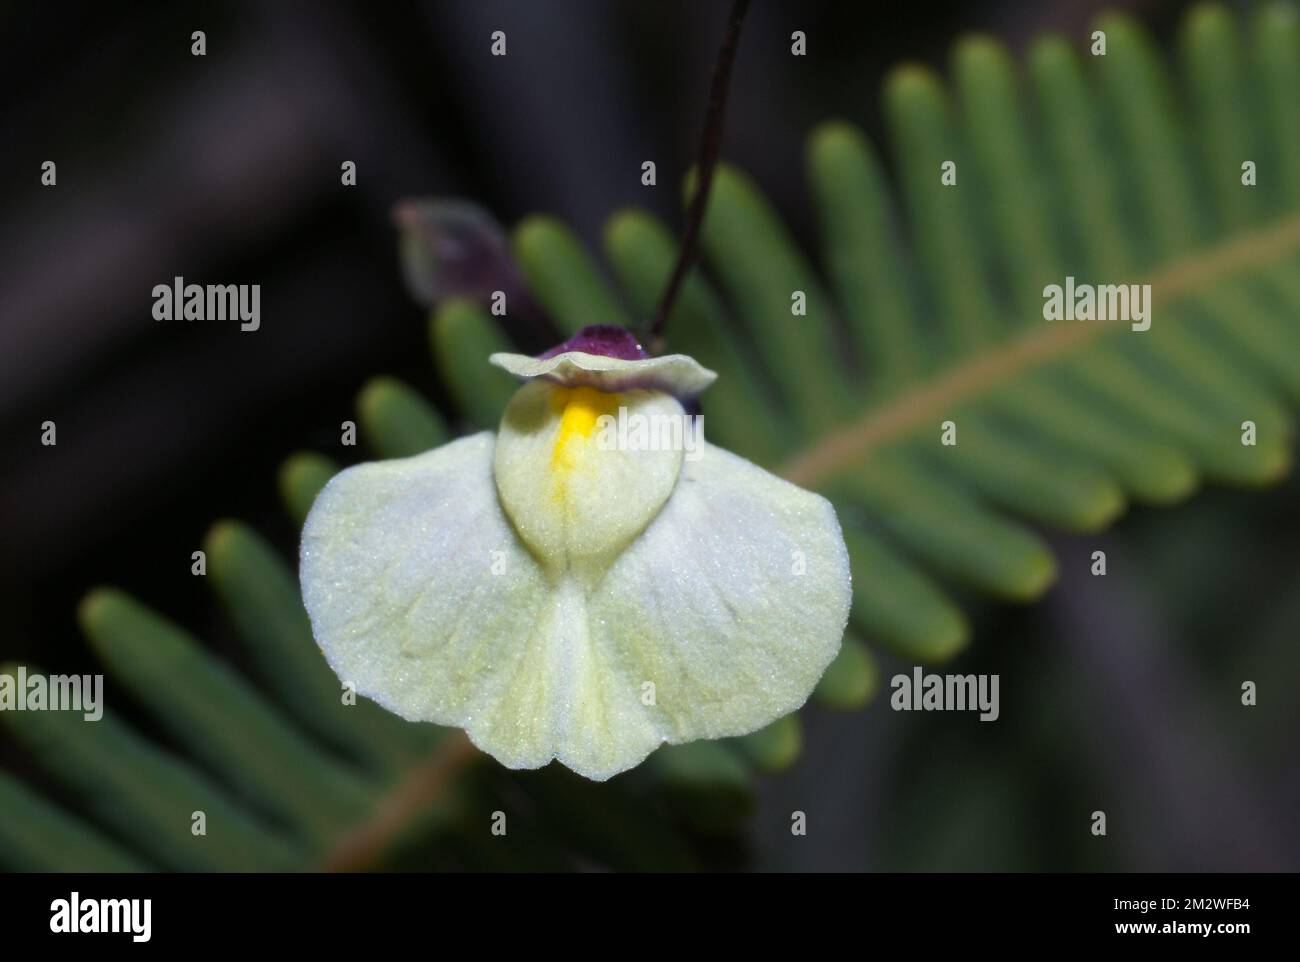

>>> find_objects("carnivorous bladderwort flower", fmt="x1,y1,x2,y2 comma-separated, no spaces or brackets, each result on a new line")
301,325,851,780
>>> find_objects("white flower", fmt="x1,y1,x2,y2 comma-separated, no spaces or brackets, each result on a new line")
301,326,851,780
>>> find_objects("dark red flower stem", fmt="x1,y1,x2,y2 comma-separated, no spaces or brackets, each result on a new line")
647,0,751,351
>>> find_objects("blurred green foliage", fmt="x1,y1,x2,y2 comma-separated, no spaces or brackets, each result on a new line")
2,3,1299,871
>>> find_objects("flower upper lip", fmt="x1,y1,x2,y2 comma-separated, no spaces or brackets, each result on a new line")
489,349,718,398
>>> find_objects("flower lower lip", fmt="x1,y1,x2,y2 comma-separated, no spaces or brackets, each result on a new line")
300,338,848,780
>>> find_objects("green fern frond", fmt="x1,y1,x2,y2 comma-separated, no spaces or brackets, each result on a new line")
577,4,1300,662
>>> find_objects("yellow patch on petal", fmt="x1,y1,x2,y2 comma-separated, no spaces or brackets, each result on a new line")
549,385,621,476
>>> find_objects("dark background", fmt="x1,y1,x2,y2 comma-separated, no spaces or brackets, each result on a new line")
3,0,1297,870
